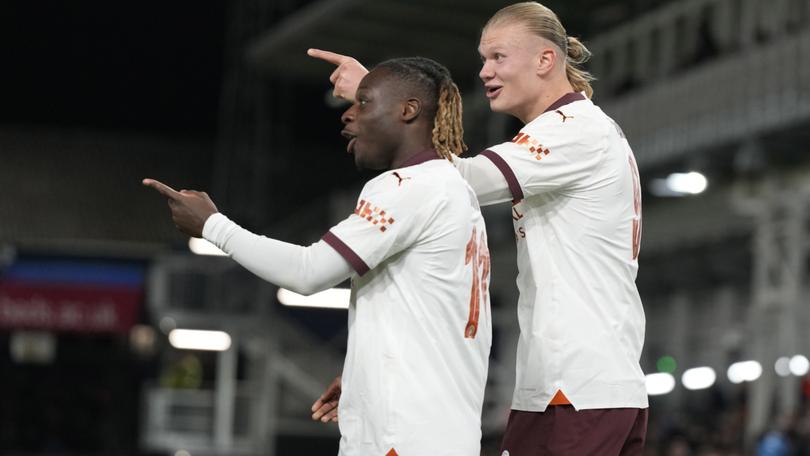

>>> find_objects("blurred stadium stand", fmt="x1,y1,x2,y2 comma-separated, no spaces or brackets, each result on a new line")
2,0,810,455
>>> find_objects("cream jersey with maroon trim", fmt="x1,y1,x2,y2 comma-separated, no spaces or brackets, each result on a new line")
455,93,648,412
323,150,492,456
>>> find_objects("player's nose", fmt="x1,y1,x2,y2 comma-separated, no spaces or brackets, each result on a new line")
479,61,494,82
341,104,357,125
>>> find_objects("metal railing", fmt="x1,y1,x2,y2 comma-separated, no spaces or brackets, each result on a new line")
584,0,810,170
142,253,343,455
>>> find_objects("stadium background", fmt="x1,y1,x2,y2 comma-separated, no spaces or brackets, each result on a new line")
2,0,810,454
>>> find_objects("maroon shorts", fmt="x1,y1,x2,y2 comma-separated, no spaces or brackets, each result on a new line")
499,406,648,456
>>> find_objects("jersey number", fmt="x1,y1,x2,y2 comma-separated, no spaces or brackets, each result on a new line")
464,227,490,338
628,154,642,260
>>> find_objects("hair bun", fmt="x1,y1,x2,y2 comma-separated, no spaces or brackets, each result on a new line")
565,36,591,65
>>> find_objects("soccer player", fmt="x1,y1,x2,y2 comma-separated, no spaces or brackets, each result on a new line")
144,57,492,456
308,2,648,454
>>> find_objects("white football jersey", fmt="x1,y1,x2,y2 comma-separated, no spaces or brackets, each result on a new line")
455,93,648,412
323,150,492,455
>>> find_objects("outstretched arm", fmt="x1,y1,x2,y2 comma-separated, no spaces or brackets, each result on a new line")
204,213,352,295
453,155,514,206
142,178,217,238
307,48,368,103
143,178,353,295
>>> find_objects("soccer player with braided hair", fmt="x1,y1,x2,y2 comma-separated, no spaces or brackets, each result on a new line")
310,2,648,454
145,57,492,455
372,57,467,161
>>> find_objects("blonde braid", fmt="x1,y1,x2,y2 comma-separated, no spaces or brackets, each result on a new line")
432,81,467,161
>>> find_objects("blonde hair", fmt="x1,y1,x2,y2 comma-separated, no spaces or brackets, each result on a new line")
484,2,595,98
432,78,466,160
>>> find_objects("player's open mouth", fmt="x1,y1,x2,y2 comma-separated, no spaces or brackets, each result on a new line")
341,130,357,153
485,85,503,99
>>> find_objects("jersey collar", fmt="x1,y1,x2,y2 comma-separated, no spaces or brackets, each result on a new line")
544,91,587,113
399,148,442,168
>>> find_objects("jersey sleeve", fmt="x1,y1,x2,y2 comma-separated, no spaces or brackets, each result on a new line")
322,175,439,276
452,155,515,206
480,115,607,201
202,213,354,295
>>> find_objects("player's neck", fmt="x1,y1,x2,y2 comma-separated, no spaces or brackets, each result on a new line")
391,143,433,169
522,80,576,124
390,135,433,169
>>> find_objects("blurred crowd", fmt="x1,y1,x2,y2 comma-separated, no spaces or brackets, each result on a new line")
646,377,810,456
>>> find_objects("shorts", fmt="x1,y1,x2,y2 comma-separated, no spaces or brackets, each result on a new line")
499,406,648,456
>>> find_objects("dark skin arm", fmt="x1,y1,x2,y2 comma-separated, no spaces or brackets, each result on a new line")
307,48,368,102
146,177,343,422
142,178,218,238
311,375,341,423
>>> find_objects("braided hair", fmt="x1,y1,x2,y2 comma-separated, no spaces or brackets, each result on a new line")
375,57,467,161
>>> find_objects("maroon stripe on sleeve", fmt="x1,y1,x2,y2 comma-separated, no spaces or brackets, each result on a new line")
322,231,370,276
480,149,524,202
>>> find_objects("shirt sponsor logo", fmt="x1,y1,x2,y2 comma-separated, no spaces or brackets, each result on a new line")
511,132,550,161
512,202,526,240
354,199,395,232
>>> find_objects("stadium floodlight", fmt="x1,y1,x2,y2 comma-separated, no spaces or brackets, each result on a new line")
666,172,707,194
168,329,232,351
277,288,351,309
681,366,716,390
649,172,708,197
188,237,227,256
775,357,791,377
789,355,810,376
727,360,762,384
645,372,675,396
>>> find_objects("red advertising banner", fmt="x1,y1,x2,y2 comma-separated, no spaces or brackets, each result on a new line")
0,282,142,333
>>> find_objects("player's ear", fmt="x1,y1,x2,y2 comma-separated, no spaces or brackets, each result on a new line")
401,98,421,122
536,47,556,76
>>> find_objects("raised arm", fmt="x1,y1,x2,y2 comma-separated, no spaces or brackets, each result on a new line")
203,213,353,295
452,155,515,206
143,179,353,295
307,48,369,103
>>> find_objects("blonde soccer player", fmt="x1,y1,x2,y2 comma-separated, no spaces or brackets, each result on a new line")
309,3,648,454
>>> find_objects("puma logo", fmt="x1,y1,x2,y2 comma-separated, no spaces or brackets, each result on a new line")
392,172,411,186
555,110,574,122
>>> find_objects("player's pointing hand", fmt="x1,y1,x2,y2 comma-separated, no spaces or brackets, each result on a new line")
142,178,218,238
307,48,368,103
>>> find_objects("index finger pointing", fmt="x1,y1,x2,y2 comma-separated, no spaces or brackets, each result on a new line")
142,178,181,200
307,48,351,66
